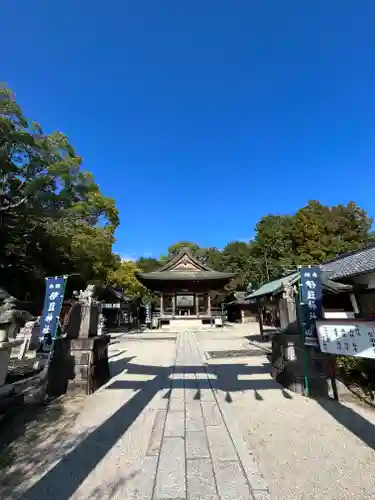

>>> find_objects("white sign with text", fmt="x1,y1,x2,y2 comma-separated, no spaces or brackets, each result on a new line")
316,320,375,359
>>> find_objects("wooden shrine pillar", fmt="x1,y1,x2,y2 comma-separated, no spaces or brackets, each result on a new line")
172,294,176,318
195,294,199,317
207,294,211,317
160,292,164,317
257,299,264,341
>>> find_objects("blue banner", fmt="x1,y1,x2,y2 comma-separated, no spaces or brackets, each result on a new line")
299,267,323,346
39,276,67,346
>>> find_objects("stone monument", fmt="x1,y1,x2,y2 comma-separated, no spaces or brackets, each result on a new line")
47,284,110,397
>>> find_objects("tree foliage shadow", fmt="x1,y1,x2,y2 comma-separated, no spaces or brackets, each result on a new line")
0,395,87,499
12,357,288,500
6,350,375,500
317,397,375,450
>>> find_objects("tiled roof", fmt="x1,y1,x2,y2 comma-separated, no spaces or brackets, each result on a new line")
246,273,299,299
137,247,234,283
322,245,375,280
246,269,353,300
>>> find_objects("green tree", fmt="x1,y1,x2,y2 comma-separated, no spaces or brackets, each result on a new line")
220,241,253,290
199,247,225,270
136,257,161,273
0,84,119,298
249,215,295,283
248,201,374,285
293,200,373,263
107,260,145,300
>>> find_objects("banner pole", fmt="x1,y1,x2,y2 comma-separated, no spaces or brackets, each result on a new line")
298,271,310,398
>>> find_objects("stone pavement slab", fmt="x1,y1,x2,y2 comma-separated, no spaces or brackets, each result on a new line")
154,437,186,499
164,410,185,437
186,430,210,459
202,401,224,426
213,460,253,500
187,458,218,500
206,425,238,461
147,410,167,456
0,328,273,500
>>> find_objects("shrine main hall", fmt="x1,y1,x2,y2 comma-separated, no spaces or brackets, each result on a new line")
136,248,234,328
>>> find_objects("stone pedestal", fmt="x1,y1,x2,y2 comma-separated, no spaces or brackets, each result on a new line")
271,330,333,397
48,288,109,397
0,339,24,385
0,346,11,386
47,335,110,397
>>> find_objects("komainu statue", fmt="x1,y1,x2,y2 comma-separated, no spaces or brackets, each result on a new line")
0,288,34,342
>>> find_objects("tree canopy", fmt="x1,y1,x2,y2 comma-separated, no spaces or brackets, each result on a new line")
0,84,119,299
106,260,144,300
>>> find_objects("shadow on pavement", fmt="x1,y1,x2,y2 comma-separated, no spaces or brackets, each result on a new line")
22,370,168,500
317,397,375,450
108,348,128,360
17,357,286,499
108,356,135,378
18,349,375,499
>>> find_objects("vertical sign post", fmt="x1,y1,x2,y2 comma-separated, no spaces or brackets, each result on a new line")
298,266,323,397
299,267,323,346
39,276,68,350
145,303,151,329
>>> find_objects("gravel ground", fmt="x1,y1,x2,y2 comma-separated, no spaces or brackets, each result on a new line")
197,323,375,500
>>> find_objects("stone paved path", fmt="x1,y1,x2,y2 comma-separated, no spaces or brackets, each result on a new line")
0,330,271,500
152,331,271,500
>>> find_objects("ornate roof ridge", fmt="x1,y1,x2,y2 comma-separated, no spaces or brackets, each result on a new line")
158,247,214,273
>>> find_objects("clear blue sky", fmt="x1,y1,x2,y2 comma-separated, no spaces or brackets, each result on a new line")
3,1,375,259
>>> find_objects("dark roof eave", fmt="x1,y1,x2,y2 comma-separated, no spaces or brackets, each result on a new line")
323,281,353,293
331,269,375,281
136,272,234,282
